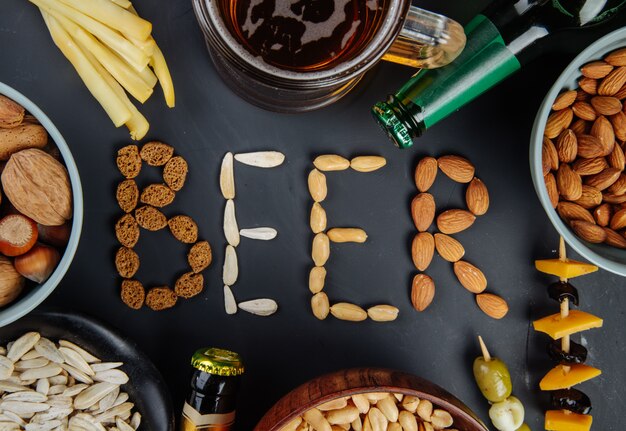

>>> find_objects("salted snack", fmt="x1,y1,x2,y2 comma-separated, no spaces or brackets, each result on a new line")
277,392,457,431
114,141,211,311
473,336,529,431
0,332,141,429
307,154,397,322
533,237,602,431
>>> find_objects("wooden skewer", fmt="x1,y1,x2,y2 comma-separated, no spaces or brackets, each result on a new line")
478,335,491,362
558,237,571,373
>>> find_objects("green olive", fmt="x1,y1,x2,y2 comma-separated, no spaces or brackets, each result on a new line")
473,356,512,403
516,423,531,431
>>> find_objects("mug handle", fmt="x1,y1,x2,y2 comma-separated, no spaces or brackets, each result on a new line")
382,6,467,69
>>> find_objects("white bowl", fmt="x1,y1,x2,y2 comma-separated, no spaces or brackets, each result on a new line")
530,27,626,276
0,81,83,325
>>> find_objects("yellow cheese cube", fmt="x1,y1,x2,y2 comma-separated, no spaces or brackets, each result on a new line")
545,410,592,431
539,364,601,391
533,310,603,340
535,258,597,279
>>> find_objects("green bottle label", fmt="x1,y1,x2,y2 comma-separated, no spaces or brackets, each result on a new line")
396,15,522,129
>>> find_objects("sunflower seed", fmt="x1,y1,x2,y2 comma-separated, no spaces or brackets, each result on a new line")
98,386,119,412
223,245,238,286
8,333,41,362
93,402,133,423
47,376,67,386
0,401,50,414
0,356,14,379
0,382,29,392
239,228,278,240
238,299,278,316
220,152,235,199
61,384,88,398
116,418,134,431
58,348,94,376
0,347,5,356
34,339,64,364
234,151,285,168
20,351,41,361
129,412,141,430
89,363,122,373
45,396,72,409
35,379,49,396
15,358,50,370
57,341,100,364
69,416,99,431
25,419,60,430
20,365,62,381
111,392,129,408
223,200,240,247
74,383,118,410
93,370,128,385
0,422,20,430
47,385,66,396
224,285,237,315
59,364,92,384
32,407,72,422
1,411,26,425
3,391,47,402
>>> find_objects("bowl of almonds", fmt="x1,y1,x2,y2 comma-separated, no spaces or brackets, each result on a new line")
0,82,83,325
254,368,488,431
531,27,626,275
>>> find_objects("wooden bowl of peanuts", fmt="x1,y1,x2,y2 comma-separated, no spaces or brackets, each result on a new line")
254,368,488,431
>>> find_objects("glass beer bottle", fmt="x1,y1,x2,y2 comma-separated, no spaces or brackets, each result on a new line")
181,347,244,431
372,0,626,148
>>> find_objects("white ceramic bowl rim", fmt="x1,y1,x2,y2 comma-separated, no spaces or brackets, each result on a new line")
530,27,626,276
0,82,83,326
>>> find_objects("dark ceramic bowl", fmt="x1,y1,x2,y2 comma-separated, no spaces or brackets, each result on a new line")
255,368,488,431
0,310,175,431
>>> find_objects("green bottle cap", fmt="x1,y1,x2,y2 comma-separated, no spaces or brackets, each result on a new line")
191,348,244,376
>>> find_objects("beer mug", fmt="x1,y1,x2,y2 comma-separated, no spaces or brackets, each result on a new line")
193,0,466,112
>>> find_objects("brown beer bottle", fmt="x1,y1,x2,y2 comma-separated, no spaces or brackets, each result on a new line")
181,348,244,431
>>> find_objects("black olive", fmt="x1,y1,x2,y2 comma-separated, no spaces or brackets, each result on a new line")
550,389,592,415
547,281,579,306
547,339,587,364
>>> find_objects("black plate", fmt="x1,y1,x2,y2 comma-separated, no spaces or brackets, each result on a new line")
0,310,175,431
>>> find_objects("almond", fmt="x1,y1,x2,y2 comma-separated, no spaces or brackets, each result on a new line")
591,96,622,115
610,208,626,230
608,142,625,170
545,173,559,208
350,156,386,173
581,61,613,79
434,233,464,262
544,108,573,138
576,89,590,102
556,129,578,162
579,77,598,95
436,209,476,234
603,192,626,204
603,227,626,248
598,66,626,96
465,178,489,216
571,118,589,135
414,157,438,192
437,155,475,183
313,155,350,171
572,157,608,175
411,193,435,232
608,173,626,195
571,220,606,243
585,167,621,191
572,101,597,121
453,260,487,294
610,111,626,141
575,185,602,209
476,293,509,320
411,274,435,312
590,116,615,155
0,95,25,129
576,134,605,158
552,90,578,110
615,84,626,100
557,201,595,223
605,48,626,66
556,164,582,200
411,232,434,271
330,302,367,322
542,137,559,174
594,203,611,226
308,169,327,202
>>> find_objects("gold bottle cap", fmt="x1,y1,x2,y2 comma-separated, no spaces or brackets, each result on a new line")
191,347,244,376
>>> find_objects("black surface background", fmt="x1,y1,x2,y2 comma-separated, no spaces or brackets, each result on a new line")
1,1,626,430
